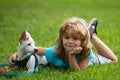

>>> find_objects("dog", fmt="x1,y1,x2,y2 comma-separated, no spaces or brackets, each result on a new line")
0,31,48,73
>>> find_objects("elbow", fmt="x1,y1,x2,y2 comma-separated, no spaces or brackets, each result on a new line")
70,67,80,71
70,67,86,71
79,66,88,71
70,65,88,71
70,66,86,71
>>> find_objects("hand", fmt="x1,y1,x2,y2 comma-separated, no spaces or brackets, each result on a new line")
69,47,83,55
8,53,18,66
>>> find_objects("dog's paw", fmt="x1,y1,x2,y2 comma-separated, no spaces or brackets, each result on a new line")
26,69,34,73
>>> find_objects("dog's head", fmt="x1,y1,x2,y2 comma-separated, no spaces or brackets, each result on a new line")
19,31,38,54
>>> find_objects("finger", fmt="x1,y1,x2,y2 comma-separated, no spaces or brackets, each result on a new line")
74,47,81,53
69,50,75,54
77,47,83,52
8,58,15,66
78,47,83,51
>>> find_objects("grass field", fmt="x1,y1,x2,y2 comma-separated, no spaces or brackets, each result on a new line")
0,0,120,80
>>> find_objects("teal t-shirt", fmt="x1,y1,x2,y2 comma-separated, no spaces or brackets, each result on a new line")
44,47,94,68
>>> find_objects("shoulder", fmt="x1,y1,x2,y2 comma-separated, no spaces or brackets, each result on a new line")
45,46,56,54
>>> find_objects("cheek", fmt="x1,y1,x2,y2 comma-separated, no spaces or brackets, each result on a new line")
76,41,81,47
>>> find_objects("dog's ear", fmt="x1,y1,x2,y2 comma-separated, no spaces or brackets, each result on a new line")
19,31,29,43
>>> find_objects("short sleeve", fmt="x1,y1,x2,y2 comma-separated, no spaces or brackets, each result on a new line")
86,50,94,59
44,47,56,63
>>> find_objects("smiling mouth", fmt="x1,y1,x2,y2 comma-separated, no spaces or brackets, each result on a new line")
67,45,75,47
66,46,75,50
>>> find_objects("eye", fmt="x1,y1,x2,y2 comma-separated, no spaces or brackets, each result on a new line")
65,36,69,39
74,37,79,40
28,43,31,46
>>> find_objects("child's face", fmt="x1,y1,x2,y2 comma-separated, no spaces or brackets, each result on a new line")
62,34,81,53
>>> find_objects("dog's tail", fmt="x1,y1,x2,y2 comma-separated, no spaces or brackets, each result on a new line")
0,66,8,73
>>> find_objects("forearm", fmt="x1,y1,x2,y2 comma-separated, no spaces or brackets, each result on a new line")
10,52,18,59
69,54,80,71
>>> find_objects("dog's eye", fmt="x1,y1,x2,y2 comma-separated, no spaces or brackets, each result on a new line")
28,43,31,45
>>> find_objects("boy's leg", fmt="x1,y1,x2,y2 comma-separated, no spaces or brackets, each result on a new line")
91,34,118,64
88,18,118,64
91,54,112,65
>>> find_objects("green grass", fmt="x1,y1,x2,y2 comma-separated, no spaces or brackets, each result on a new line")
0,0,120,79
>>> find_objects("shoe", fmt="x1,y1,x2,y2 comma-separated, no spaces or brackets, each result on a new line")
88,18,98,39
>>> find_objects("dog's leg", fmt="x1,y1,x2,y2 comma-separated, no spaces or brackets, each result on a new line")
18,45,24,60
26,55,35,72
37,55,48,65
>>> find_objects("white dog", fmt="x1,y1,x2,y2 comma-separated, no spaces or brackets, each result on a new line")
0,31,48,73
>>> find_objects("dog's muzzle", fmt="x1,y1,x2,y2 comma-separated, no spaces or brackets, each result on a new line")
34,49,38,53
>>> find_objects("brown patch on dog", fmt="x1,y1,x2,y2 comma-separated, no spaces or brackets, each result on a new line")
19,31,29,43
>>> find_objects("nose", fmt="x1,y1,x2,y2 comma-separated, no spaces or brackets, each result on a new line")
68,39,73,43
34,48,38,53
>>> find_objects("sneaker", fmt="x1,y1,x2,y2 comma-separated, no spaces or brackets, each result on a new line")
88,18,98,39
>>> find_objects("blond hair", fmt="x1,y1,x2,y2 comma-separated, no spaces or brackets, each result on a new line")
55,17,91,59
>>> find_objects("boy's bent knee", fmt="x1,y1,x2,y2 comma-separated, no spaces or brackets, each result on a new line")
112,57,118,64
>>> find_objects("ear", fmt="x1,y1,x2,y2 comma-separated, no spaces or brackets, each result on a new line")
19,30,28,43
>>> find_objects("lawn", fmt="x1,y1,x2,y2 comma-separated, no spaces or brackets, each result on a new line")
0,0,120,80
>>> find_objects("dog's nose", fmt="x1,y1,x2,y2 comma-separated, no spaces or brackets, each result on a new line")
34,49,38,53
